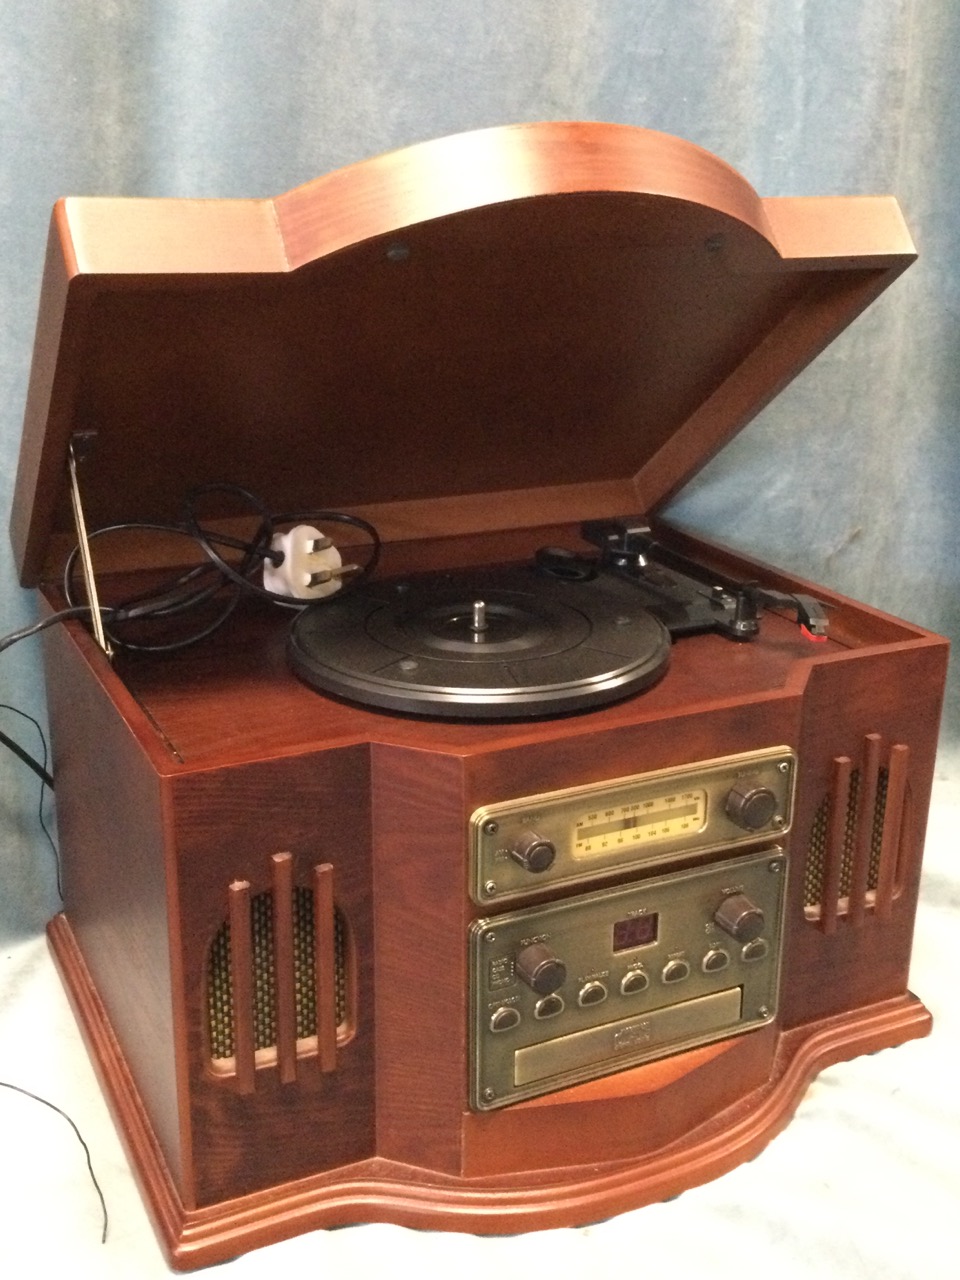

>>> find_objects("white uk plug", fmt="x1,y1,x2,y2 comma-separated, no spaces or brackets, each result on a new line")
263,525,346,600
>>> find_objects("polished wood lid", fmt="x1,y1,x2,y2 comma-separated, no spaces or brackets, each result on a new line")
11,121,915,585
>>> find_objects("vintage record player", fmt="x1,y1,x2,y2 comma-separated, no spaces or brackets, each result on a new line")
9,122,948,1268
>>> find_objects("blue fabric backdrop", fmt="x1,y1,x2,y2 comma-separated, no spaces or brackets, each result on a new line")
1,0,957,937
1,7,959,1278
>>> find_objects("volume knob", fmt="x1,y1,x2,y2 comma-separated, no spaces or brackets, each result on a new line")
515,943,567,995
713,893,766,942
725,778,778,830
509,831,557,874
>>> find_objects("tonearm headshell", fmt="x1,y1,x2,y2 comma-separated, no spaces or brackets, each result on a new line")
577,517,830,642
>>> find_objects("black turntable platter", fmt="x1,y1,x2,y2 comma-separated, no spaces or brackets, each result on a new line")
288,565,671,718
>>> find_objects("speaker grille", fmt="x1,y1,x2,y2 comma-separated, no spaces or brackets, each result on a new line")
206,858,347,1086
207,888,347,1060
803,736,909,930
804,767,888,907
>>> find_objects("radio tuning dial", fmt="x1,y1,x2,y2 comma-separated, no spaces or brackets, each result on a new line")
713,893,766,942
515,942,567,995
724,778,778,830
509,830,557,874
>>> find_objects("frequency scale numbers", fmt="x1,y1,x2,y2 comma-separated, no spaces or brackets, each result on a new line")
572,789,707,856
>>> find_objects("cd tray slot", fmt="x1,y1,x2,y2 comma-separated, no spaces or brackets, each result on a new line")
514,987,742,1086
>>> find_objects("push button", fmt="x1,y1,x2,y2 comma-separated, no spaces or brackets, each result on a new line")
702,948,731,974
489,1006,521,1032
620,969,650,995
661,959,690,984
535,994,565,1019
578,981,608,1007
741,938,769,963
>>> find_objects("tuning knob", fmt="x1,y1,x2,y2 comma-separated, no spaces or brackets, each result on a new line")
508,830,557,874
724,778,778,830
713,893,766,942
515,942,567,995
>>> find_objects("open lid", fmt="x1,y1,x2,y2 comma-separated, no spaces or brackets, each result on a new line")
11,121,915,586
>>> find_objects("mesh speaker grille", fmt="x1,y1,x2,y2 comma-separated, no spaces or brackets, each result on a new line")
803,767,889,908
801,732,913,933
207,886,347,1061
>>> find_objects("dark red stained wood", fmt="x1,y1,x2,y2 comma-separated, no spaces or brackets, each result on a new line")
47,922,932,1272
12,122,946,1269
822,756,852,935
271,854,297,1086
39,610,192,1201
371,745,470,1175
168,746,377,1207
849,734,881,926
228,882,255,1096
876,743,909,920
11,123,914,589
313,863,338,1074
461,1027,778,1177
34,515,948,1222
85,537,929,772
778,642,945,1032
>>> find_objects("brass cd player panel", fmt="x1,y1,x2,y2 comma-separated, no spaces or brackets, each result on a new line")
471,747,795,903
469,847,786,1110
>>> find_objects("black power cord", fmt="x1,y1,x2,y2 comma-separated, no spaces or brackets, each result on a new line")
0,704,61,895
0,1080,108,1243
1,486,381,822
0,608,108,803
5,487,380,1247
60,485,381,653
0,605,98,658
0,723,54,790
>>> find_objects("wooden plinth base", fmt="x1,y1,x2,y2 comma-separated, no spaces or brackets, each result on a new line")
49,913,932,1271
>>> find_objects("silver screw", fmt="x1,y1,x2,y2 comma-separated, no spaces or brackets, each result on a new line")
757,1005,771,1019
484,931,497,944
768,860,783,873
482,1087,496,1102
483,820,499,836
778,762,790,774
484,881,497,896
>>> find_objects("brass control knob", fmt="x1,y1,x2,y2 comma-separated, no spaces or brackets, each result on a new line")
509,830,557,874
515,942,567,995
724,778,778,830
713,893,766,942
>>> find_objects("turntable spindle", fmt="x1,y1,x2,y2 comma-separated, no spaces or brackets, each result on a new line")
471,600,488,637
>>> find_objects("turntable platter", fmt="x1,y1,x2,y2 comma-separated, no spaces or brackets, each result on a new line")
288,566,671,718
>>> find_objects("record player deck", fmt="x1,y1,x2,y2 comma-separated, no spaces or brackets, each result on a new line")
288,517,827,717
293,556,673,716
8,122,948,1268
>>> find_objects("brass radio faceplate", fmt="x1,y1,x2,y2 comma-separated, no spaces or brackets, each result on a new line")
469,848,787,1111
471,748,795,904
